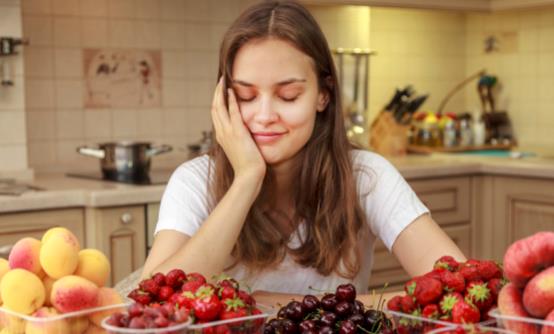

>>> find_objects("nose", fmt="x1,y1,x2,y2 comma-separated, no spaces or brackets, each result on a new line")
253,96,279,124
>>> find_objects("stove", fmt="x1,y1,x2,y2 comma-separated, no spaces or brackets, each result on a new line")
66,170,173,185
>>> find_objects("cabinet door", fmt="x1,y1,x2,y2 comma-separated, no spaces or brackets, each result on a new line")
408,177,471,226
85,206,146,286
0,208,84,258
491,176,554,260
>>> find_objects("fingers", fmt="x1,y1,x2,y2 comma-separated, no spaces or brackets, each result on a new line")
227,88,244,129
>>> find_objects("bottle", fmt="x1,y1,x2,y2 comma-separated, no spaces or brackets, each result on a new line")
459,119,473,147
472,112,486,146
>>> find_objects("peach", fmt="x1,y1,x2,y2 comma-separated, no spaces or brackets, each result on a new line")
7,237,42,275
67,316,90,334
523,266,554,318
25,306,70,334
504,231,554,288
39,228,80,279
88,287,124,326
42,276,56,306
0,258,9,304
74,249,111,287
542,308,554,334
0,269,45,315
498,283,540,334
51,275,99,313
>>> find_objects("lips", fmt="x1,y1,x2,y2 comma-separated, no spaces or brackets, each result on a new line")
252,131,286,144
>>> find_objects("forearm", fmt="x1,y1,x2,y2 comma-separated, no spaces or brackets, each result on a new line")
152,175,262,278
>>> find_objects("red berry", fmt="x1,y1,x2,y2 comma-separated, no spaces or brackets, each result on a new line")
166,269,187,289
152,272,166,286
139,278,160,296
434,255,460,271
157,286,174,301
451,300,480,324
386,295,402,312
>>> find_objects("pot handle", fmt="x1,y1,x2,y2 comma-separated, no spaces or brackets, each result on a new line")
146,144,173,157
77,146,105,159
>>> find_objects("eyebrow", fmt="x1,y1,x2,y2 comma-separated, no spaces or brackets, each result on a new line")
231,78,307,87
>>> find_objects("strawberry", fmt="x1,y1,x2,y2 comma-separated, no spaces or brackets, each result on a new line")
458,262,482,283
434,255,460,272
464,281,493,312
151,272,166,286
237,289,255,306
404,278,418,296
477,260,502,281
451,300,480,324
487,277,507,299
214,274,240,290
175,291,195,309
166,268,187,289
191,293,222,321
413,277,443,306
220,298,248,322
386,295,402,312
219,285,237,300
424,268,446,281
439,292,463,315
182,280,204,293
139,278,160,296
422,304,440,319
400,295,416,313
187,272,207,285
440,270,466,293
128,289,152,305
157,285,174,302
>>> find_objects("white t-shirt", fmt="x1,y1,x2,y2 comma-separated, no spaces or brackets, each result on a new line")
155,150,429,295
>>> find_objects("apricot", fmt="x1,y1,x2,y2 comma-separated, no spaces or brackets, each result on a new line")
523,266,554,318
67,316,90,334
39,228,80,279
74,249,110,287
42,276,56,306
88,287,124,326
498,283,539,334
0,312,25,334
0,269,45,315
25,306,70,334
7,237,42,275
83,324,105,334
51,275,99,313
0,258,9,304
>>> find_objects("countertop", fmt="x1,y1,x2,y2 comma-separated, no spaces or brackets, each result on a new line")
1,154,553,214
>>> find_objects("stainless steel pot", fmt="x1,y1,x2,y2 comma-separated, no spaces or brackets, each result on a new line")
77,142,172,182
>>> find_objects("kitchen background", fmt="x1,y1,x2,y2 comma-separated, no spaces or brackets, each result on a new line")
1,0,554,177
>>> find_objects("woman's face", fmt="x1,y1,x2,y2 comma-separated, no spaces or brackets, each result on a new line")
231,38,328,167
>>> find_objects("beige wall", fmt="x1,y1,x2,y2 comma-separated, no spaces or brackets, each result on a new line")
22,0,253,173
0,0,29,176
464,8,554,149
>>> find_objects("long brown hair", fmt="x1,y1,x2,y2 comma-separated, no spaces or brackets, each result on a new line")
209,0,368,278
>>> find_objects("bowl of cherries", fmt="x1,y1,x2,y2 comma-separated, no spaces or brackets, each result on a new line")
264,283,396,334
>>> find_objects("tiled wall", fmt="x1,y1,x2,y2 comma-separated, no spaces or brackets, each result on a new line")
464,8,554,149
0,0,30,176
22,0,254,172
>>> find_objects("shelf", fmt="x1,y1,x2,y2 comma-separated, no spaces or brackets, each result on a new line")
407,144,514,154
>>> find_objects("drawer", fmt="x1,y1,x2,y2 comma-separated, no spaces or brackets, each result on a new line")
0,208,84,258
369,224,471,290
409,177,471,226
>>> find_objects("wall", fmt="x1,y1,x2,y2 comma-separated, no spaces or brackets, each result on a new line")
0,0,30,177
22,0,254,173
464,8,554,150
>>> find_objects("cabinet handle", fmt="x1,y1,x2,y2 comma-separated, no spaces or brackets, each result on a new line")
0,244,13,258
120,213,133,224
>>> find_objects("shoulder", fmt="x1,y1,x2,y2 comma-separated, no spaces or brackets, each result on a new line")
350,149,398,178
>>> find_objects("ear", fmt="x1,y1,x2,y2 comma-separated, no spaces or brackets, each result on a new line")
316,90,329,112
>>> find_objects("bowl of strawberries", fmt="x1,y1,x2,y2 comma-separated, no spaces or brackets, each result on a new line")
102,269,268,334
385,256,506,333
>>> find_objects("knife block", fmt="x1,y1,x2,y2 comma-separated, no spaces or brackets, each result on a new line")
369,111,410,156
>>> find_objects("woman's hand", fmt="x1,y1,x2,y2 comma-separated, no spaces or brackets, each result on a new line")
211,77,266,183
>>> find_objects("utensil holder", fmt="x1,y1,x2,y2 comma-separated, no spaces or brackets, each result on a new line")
369,111,410,156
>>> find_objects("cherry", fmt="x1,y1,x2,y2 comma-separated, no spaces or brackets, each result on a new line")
335,301,353,319
281,318,299,334
348,313,364,326
336,283,356,302
352,300,365,314
320,311,337,327
321,294,338,311
339,319,357,334
318,326,334,334
299,319,317,331
302,294,320,313
284,301,304,322
364,309,386,332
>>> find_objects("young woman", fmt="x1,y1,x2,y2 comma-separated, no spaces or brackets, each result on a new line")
143,0,465,306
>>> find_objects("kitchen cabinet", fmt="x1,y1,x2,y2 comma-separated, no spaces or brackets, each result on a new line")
301,0,554,11
0,208,85,258
85,205,146,286
369,176,473,291
487,176,554,261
